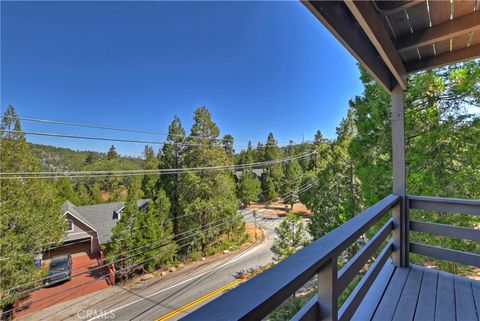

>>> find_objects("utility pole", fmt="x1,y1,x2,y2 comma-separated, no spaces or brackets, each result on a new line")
253,210,258,243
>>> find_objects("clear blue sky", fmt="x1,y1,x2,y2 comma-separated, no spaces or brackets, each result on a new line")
1,1,363,156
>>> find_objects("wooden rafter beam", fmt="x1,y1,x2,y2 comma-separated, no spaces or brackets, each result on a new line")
406,44,480,72
345,1,408,90
302,1,397,92
396,12,480,52
373,0,425,17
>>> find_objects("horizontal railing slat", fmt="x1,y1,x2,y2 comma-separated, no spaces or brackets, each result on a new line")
338,240,393,321
408,195,480,216
181,194,400,321
290,295,319,321
337,218,393,293
410,220,480,241
410,242,480,267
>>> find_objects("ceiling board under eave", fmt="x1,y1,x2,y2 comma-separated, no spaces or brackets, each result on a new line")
405,43,480,72
405,2,430,32
418,43,435,60
428,0,452,26
470,30,480,46
453,0,477,19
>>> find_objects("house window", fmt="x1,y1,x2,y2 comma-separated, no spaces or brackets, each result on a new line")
67,219,74,232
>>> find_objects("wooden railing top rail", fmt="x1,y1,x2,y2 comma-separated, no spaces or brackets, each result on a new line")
408,195,480,216
181,194,400,321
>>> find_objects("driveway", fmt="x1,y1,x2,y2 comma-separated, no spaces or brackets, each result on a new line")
15,253,110,318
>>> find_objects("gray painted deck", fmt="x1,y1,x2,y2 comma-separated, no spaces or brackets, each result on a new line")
352,261,480,321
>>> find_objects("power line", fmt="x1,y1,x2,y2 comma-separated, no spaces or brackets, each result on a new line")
0,129,235,147
0,129,311,151
3,115,302,145
0,152,316,179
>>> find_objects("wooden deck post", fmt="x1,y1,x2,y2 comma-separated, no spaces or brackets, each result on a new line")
317,257,338,321
391,85,409,267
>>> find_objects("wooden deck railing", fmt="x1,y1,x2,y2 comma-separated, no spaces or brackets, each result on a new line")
407,195,480,268
181,194,479,321
182,194,400,321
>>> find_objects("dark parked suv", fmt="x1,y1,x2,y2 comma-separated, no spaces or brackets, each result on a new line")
45,254,72,286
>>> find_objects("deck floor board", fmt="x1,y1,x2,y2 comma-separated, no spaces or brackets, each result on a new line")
413,267,438,321
353,263,479,321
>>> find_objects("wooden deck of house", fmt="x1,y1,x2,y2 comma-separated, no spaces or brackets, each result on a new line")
353,261,480,321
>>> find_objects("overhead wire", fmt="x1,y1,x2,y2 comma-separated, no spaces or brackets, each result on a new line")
3,115,303,145
0,152,316,179
0,129,311,151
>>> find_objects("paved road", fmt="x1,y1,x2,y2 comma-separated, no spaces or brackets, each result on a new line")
19,209,282,321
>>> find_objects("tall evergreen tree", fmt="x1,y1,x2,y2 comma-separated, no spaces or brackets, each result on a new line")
107,145,119,160
237,169,261,206
76,183,91,205
159,116,186,237
90,183,104,204
105,179,142,272
55,177,81,205
179,107,240,252
282,159,303,209
314,129,325,145
349,63,480,272
132,189,176,271
0,106,64,308
301,111,362,240
261,133,284,201
141,145,159,199
222,134,235,158
238,141,255,164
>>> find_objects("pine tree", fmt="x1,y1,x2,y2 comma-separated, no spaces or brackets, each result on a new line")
105,180,142,272
314,129,325,145
84,152,96,165
222,134,235,158
238,169,261,206
282,159,303,209
133,189,176,271
0,106,64,308
107,145,119,160
348,63,480,272
55,177,81,205
302,110,362,240
262,133,284,201
271,212,308,261
179,107,240,253
159,115,186,237
90,183,104,204
239,141,255,164
141,145,159,199
77,183,91,205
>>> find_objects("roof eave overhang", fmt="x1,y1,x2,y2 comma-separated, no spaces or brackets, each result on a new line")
303,0,480,93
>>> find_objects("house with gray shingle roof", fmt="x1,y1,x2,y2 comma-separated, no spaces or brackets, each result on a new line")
46,200,149,258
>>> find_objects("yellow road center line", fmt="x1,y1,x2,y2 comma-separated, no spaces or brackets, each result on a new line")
156,279,243,321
